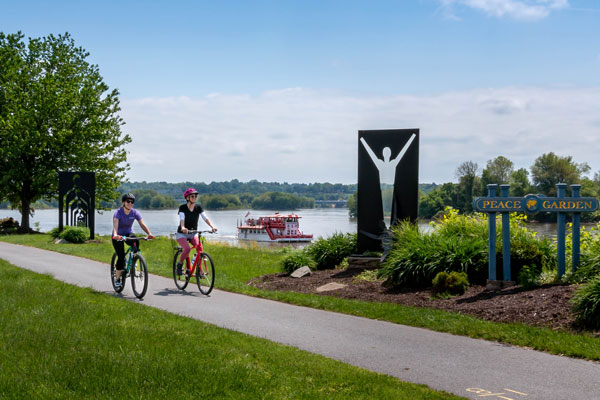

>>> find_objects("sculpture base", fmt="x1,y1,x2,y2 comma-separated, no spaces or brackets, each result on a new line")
485,280,517,291
347,256,381,270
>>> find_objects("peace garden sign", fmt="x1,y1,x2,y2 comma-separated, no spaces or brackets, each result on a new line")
473,183,599,286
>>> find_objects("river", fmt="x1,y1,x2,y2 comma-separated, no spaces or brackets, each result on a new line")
0,208,579,246
0,208,357,246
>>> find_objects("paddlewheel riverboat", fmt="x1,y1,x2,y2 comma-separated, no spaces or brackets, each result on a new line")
237,213,313,242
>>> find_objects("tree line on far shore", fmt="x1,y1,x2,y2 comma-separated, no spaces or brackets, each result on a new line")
0,189,316,211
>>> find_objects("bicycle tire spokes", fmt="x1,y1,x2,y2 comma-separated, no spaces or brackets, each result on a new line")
131,255,148,299
173,250,191,290
196,253,215,295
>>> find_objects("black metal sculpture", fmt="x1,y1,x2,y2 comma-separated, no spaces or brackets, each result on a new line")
58,171,95,239
357,129,419,255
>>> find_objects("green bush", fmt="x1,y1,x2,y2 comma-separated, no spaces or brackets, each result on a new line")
380,208,557,288
571,275,600,330
281,251,315,274
48,227,61,239
59,226,89,244
380,212,488,287
432,271,469,297
306,232,357,270
571,226,600,283
500,215,555,283
517,265,539,289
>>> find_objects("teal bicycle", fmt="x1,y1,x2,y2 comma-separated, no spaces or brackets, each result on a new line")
111,236,151,299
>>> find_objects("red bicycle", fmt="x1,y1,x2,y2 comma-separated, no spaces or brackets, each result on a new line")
172,230,215,294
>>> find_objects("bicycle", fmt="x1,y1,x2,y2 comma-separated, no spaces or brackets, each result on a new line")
111,236,151,299
172,230,215,295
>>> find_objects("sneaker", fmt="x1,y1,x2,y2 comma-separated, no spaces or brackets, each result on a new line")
176,262,183,276
184,268,191,279
114,278,122,288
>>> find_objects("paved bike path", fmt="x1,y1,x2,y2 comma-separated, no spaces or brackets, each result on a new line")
1,242,599,400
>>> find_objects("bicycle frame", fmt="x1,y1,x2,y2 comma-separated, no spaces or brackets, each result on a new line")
184,238,208,277
123,243,139,273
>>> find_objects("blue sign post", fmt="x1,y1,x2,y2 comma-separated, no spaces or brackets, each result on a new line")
473,183,598,287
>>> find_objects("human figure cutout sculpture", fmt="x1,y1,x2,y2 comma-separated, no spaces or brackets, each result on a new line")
360,133,416,230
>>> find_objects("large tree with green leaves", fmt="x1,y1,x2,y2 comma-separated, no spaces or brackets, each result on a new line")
480,156,513,188
0,32,130,231
455,160,479,212
530,152,589,196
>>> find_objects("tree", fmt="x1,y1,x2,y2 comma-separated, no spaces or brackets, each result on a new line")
530,152,589,196
509,168,531,197
480,156,513,192
418,182,460,218
455,161,479,212
0,32,130,231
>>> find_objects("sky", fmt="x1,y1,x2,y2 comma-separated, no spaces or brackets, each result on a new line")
2,0,600,185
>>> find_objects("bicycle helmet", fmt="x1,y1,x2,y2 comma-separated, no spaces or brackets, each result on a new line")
184,188,198,199
121,193,135,203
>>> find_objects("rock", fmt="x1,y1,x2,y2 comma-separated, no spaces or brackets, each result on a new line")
347,256,380,270
54,238,69,244
291,266,312,278
315,282,347,292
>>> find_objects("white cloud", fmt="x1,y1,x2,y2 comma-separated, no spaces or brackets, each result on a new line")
439,0,569,20
120,86,600,185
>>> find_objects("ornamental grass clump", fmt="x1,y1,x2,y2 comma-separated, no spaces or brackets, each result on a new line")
380,209,488,287
380,208,557,289
571,275,600,330
306,232,357,270
281,250,315,274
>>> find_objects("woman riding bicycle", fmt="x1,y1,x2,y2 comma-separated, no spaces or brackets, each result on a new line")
112,193,155,286
175,188,217,275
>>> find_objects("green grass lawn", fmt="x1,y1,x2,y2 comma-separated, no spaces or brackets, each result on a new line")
0,259,462,399
2,234,600,362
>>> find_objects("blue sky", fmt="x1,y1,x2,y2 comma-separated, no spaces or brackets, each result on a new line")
2,0,600,184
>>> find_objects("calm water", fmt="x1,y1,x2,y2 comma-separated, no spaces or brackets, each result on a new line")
0,208,358,246
2,208,582,246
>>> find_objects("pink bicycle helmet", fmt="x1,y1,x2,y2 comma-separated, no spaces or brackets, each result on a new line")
184,188,198,198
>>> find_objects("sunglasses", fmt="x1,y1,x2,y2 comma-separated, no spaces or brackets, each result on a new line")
125,200,134,204
188,194,198,198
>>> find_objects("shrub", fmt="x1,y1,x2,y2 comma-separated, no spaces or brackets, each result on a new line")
571,227,600,283
48,227,61,239
59,226,89,244
571,275,600,330
380,208,557,289
306,232,357,270
500,215,555,283
380,212,488,287
281,251,315,274
517,265,539,289
432,271,469,297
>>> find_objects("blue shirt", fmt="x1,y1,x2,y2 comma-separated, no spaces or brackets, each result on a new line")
113,208,142,235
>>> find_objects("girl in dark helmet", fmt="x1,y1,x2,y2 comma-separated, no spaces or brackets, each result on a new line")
111,193,154,287
175,188,217,275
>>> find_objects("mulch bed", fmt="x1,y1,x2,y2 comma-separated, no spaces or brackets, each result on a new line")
249,267,584,332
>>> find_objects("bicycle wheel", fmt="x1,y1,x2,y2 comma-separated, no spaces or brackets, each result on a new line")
196,252,215,295
110,253,125,293
131,254,148,299
172,249,190,290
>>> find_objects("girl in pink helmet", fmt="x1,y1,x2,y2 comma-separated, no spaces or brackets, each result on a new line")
175,188,217,275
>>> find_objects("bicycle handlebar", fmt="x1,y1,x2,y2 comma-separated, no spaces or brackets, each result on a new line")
185,230,214,235
114,236,153,241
